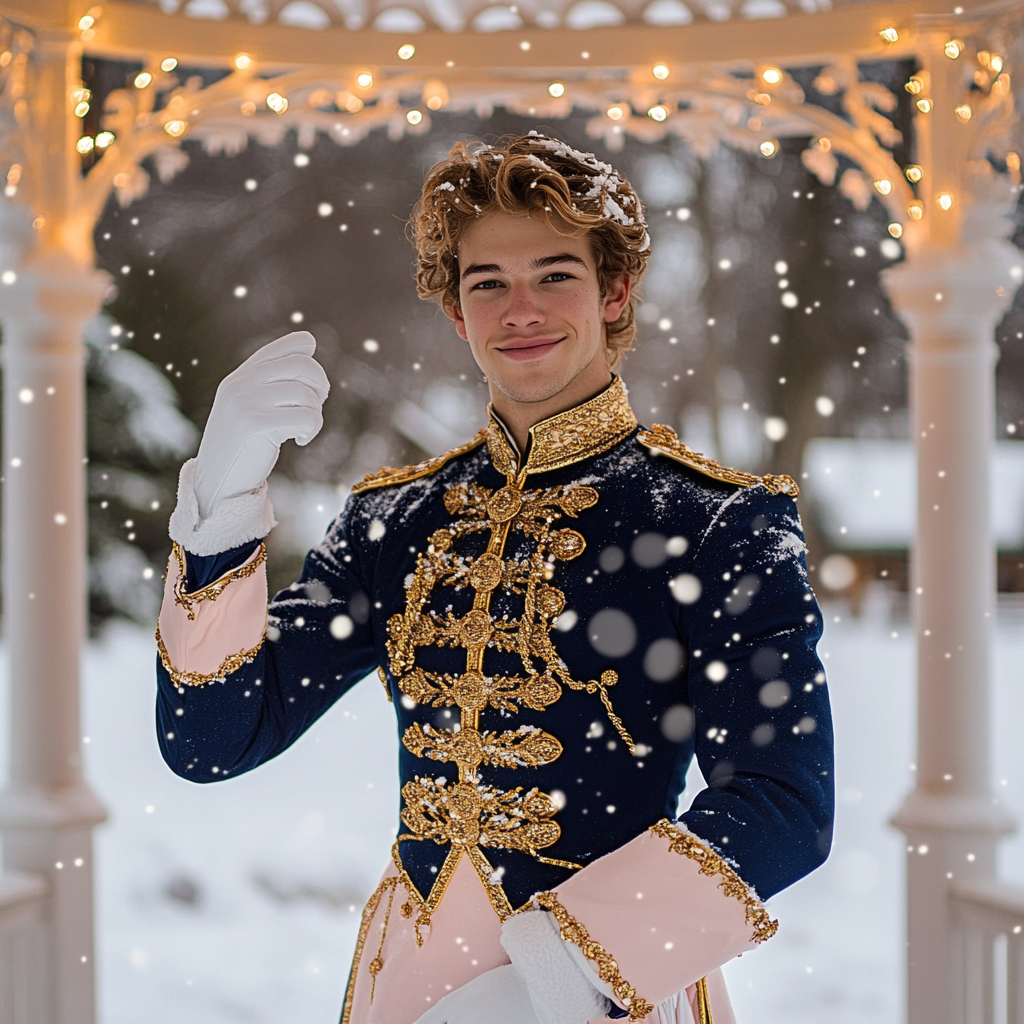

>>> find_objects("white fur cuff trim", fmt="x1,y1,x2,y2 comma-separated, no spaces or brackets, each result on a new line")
168,458,276,556
501,910,610,1024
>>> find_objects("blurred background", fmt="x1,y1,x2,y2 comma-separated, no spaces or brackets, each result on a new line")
5,52,1024,1024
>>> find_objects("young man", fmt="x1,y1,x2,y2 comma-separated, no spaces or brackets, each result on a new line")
156,134,833,1024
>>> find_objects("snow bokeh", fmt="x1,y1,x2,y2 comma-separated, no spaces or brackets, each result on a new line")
0,588,1022,1022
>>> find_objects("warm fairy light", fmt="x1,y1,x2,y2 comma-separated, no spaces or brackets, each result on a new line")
647,105,668,122
652,64,670,80
905,75,924,94
944,39,962,59
905,165,923,182
5,163,21,196
888,223,903,238
424,81,448,110
75,100,90,117
880,27,899,43
937,192,954,210
761,67,782,84
874,178,893,196
134,71,152,89
406,109,423,125
759,139,779,157
78,15,95,30
607,105,624,120
161,57,178,72
548,82,565,97
234,53,253,71
991,55,1004,73
917,98,933,113
356,72,373,89
266,92,288,114
816,137,832,151
95,131,114,148
752,92,772,106
908,202,924,220
72,87,91,103
955,103,972,122
397,44,416,59
76,136,94,154
163,119,187,137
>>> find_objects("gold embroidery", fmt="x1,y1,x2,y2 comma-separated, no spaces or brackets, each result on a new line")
649,819,779,944
695,976,715,1024
351,430,488,493
533,892,655,1021
368,880,398,1003
377,667,393,703
340,874,400,1024
155,625,264,688
637,424,799,497
402,722,562,770
170,542,267,621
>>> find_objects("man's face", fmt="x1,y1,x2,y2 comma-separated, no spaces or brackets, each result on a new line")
452,212,629,406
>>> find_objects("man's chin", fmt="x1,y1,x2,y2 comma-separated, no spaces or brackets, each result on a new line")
487,363,583,406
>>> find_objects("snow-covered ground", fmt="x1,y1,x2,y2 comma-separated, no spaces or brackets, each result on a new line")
2,586,1024,1024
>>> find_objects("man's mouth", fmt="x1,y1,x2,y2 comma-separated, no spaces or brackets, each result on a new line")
495,336,564,362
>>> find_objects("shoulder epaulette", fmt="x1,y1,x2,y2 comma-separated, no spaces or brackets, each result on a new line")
637,424,798,497
351,429,488,494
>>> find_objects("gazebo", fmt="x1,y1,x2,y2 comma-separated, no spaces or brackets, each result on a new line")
0,1,1021,1021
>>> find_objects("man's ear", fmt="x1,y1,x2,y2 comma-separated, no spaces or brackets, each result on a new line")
601,274,631,324
451,301,469,341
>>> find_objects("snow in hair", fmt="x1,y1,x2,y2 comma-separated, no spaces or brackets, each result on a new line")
410,134,651,371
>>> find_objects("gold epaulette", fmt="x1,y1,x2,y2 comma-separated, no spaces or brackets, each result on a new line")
637,424,799,497
351,429,488,494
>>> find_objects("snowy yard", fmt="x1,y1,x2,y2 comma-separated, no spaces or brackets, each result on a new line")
3,587,1024,1024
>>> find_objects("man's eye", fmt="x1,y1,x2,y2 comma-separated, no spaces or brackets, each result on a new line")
472,280,503,290
544,272,573,283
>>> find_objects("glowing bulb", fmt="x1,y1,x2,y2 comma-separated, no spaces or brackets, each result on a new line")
423,80,448,110
652,64,669,80
161,57,178,72
944,39,962,59
356,72,373,89
905,75,923,94
880,27,899,43
917,98,933,113
266,92,288,114
991,55,1003,73
406,109,423,125
77,15,94,30
647,105,668,122
75,101,90,117
548,82,565,97
75,136,94,154
234,53,252,71
937,192,954,210
874,178,893,195
134,72,152,89
905,164,923,182
954,103,972,122
816,137,831,151
607,105,624,120
888,222,903,238
398,44,416,60
95,131,115,148
163,119,187,137
908,202,924,221
761,67,782,84
759,139,779,157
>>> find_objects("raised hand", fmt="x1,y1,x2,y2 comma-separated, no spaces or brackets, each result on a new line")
193,331,330,520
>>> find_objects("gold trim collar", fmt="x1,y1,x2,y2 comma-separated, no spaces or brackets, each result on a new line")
485,376,637,478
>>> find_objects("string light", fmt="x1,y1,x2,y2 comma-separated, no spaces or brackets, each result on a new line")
916,98,933,113
990,55,1004,73
944,39,962,59
761,67,782,84
163,119,187,137
74,99,90,117
75,136,94,154
134,72,152,89
161,57,178,72
905,75,924,94
234,53,252,71
266,92,288,114
548,82,565,97
759,139,779,157
356,72,373,89
816,137,832,151
908,202,924,221
652,64,670,80
937,192,954,210
606,105,624,120
873,178,893,195
905,165,923,182
406,109,423,125
647,105,668,122
888,223,903,238
424,81,448,110
880,27,899,43
954,103,972,122
398,44,416,59
95,131,115,148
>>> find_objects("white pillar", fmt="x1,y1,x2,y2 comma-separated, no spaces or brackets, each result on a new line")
888,200,1022,1024
0,245,109,1024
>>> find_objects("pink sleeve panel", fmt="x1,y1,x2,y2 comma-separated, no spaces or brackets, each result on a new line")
547,821,777,1017
157,545,268,686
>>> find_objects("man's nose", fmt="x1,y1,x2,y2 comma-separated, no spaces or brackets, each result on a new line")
502,283,544,328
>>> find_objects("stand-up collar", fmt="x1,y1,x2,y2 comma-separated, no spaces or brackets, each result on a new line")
485,376,637,479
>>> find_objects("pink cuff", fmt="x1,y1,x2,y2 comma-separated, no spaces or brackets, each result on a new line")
156,542,267,686
540,820,777,1018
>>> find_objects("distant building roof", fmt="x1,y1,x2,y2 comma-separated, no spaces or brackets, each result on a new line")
804,439,1024,551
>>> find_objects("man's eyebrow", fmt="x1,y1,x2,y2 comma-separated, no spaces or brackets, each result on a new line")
461,253,588,280
460,262,502,280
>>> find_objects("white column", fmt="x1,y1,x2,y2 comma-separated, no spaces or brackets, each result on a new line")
0,245,109,1024
887,200,1022,1024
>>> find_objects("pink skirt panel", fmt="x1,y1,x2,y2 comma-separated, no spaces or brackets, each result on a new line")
158,547,267,678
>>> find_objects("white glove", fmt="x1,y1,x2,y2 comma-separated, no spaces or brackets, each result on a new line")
194,330,330,519
412,964,541,1024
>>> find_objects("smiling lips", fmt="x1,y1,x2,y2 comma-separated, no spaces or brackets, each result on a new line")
496,336,565,362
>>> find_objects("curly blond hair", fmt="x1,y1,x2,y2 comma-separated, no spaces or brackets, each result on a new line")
409,134,651,371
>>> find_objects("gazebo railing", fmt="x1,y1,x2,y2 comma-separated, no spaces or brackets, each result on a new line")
950,880,1024,1024
0,872,46,1024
